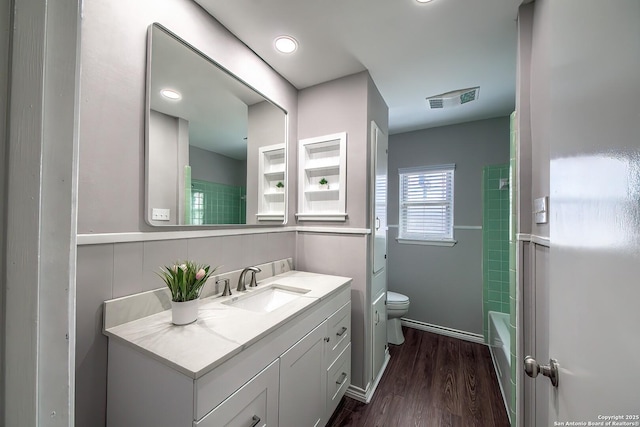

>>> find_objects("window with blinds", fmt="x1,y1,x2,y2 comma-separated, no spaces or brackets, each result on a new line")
398,164,455,242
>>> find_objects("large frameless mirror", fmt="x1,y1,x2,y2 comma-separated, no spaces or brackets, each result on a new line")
145,23,287,226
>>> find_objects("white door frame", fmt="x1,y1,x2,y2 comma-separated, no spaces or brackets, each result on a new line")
4,0,81,425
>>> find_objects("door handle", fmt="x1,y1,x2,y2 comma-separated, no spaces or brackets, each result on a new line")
250,415,261,427
524,355,559,387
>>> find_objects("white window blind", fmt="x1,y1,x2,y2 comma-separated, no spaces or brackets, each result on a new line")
399,164,455,242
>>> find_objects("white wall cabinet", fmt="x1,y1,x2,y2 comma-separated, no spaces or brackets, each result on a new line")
257,143,285,221
297,132,347,221
372,291,387,379
106,287,350,427
370,121,389,384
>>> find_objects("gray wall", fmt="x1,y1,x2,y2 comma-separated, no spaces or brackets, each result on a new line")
516,3,534,236
387,117,510,335
76,1,297,425
246,100,288,224
296,72,389,391
298,71,370,229
189,146,246,186
148,110,189,225
0,0,9,417
528,0,551,239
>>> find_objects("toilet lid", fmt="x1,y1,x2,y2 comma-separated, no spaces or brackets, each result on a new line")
387,291,409,303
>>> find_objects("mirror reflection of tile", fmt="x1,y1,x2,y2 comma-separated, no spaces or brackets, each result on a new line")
190,179,246,225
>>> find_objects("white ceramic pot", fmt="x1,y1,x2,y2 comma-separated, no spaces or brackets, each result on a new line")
171,299,199,325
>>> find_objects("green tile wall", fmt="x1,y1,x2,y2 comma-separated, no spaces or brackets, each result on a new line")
482,163,511,343
191,179,246,225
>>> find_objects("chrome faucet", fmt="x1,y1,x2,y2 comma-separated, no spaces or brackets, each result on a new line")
237,266,261,291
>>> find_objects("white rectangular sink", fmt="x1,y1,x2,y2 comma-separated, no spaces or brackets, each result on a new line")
222,285,310,313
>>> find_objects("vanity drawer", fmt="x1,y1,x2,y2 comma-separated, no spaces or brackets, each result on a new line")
326,343,351,417
326,301,351,364
195,359,279,427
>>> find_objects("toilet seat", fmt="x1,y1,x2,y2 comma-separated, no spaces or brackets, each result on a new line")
387,291,409,303
387,291,409,309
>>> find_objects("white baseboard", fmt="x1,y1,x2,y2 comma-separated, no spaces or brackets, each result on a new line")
344,350,390,404
401,318,485,344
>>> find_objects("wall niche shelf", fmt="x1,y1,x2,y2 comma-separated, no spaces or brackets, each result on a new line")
257,143,286,222
297,132,347,222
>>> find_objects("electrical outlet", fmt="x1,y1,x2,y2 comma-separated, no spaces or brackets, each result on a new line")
152,208,171,221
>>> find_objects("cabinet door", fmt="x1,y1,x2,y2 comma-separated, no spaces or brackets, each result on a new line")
279,322,326,427
196,359,279,427
372,291,387,379
371,121,388,275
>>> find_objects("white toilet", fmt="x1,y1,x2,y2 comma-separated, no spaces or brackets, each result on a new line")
386,291,410,345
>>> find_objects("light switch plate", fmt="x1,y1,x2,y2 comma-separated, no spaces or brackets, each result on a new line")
534,196,548,224
152,208,171,221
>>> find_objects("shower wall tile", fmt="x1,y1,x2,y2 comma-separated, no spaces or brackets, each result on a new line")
482,163,511,342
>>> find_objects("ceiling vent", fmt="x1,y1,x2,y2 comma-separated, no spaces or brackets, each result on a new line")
426,87,480,109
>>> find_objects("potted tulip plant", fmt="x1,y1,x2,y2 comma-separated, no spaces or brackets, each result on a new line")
157,261,217,325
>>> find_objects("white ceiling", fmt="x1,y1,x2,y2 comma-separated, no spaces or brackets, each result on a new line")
193,0,521,135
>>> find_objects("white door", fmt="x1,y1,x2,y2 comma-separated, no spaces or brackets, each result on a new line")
371,121,388,276
527,1,640,423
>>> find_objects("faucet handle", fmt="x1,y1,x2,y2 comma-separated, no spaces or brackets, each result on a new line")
248,267,261,287
217,278,232,296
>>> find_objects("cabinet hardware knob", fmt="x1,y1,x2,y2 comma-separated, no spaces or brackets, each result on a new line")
324,337,330,342
336,372,348,385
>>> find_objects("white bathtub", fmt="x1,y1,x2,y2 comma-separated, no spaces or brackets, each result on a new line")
488,311,511,421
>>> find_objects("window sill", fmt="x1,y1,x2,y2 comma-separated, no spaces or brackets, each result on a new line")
396,238,457,247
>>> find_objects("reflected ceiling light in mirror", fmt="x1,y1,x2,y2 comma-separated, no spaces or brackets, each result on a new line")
160,88,182,100
274,36,298,54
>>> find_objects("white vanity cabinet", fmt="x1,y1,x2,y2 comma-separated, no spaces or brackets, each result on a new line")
104,273,351,427
196,359,280,427
279,301,351,427
280,321,327,426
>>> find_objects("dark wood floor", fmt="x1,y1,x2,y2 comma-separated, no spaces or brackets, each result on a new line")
327,327,510,427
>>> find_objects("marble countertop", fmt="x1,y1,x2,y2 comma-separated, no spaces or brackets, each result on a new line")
103,271,351,379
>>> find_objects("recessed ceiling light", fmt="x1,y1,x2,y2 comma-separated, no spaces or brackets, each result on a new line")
160,89,181,100
416,0,434,3
274,36,298,54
